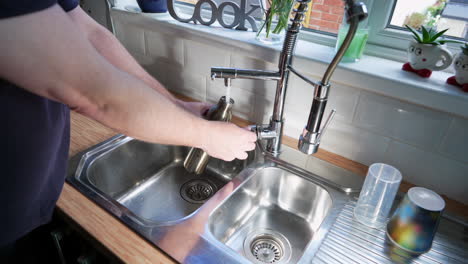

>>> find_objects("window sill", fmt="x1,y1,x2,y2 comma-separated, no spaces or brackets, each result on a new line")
111,2,468,118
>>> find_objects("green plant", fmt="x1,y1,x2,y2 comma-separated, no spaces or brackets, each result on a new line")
257,0,294,37
461,43,468,56
405,25,462,45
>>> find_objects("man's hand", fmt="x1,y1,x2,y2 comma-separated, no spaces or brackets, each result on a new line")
201,122,257,161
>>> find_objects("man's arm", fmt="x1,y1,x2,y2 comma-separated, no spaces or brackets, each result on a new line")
0,5,255,161
66,7,209,116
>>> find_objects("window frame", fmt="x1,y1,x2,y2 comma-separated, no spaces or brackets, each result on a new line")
300,0,465,61
172,0,465,62
366,0,465,60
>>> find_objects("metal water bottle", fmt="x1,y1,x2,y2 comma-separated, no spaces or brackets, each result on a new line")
183,96,234,174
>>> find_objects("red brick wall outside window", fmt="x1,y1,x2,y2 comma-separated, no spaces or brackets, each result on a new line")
307,0,345,34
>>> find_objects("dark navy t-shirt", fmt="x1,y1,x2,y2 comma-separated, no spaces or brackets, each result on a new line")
0,0,79,246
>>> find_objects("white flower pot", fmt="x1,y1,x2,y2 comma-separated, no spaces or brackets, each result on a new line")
407,41,453,71
454,52,468,84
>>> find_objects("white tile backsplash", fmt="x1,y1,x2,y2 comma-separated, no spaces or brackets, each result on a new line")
319,121,392,166
232,79,277,98
164,71,207,101
284,74,315,113
141,59,171,88
239,72,356,138
184,40,231,76
231,54,277,71
438,117,468,164
114,21,145,55
305,156,365,189
384,141,468,204
131,52,156,67
229,55,278,97
145,31,184,66
282,108,309,139
285,76,361,124
253,94,275,124
327,82,361,123
354,92,451,151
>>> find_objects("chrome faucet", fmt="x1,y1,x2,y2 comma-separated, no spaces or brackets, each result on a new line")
211,0,368,156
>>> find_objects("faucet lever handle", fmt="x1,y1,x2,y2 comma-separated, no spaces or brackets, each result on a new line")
317,109,336,142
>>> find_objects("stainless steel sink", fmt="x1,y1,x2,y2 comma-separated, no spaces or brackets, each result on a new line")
68,135,467,264
68,135,351,263
208,167,333,264
71,135,255,224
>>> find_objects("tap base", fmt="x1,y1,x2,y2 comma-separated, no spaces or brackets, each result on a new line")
298,137,319,155
298,128,320,155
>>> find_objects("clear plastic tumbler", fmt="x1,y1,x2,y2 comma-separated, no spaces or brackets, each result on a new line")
354,163,402,228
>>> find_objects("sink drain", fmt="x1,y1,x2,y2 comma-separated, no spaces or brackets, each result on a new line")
251,235,283,263
180,179,217,203
244,229,291,264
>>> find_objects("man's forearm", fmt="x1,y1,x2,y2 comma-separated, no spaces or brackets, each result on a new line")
81,64,209,147
0,5,207,148
68,7,180,104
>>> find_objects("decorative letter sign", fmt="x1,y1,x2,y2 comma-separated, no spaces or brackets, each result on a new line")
167,0,259,31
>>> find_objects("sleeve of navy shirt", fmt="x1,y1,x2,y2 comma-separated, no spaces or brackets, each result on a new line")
0,0,79,246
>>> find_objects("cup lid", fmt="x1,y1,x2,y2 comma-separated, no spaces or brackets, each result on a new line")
408,187,445,212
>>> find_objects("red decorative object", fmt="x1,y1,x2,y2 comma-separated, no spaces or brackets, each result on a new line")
447,76,468,92
402,62,432,78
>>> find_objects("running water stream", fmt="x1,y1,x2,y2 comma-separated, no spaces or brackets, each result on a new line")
225,83,231,104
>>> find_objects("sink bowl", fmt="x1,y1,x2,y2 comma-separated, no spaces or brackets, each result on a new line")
208,167,333,263
71,136,255,224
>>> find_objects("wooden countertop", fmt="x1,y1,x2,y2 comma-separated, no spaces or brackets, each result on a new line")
57,108,468,264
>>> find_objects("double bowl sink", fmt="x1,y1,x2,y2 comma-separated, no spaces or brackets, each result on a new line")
68,135,352,263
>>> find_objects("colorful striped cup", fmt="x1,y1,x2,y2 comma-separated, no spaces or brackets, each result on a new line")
386,187,445,254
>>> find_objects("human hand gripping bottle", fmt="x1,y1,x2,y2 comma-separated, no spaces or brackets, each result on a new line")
184,96,235,174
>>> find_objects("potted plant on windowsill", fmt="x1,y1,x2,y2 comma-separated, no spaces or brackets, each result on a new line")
447,43,468,92
402,25,456,78
256,0,295,45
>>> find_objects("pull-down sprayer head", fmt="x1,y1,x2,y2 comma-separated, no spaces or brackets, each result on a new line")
344,0,368,23
298,1,368,155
